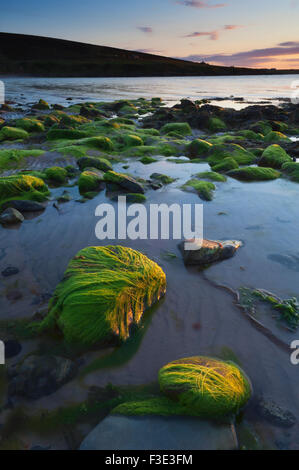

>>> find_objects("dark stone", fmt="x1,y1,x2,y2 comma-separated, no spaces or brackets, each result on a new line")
7,355,78,400
3,200,46,212
0,208,24,225
256,397,297,428
2,266,19,277
4,340,22,359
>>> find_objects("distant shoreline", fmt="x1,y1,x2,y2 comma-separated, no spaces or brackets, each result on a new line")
1,32,298,78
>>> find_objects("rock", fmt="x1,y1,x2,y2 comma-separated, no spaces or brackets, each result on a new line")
6,290,23,301
78,170,105,194
256,398,296,428
7,355,78,399
80,415,237,450
80,105,102,118
2,266,19,277
4,340,22,359
32,99,50,110
180,239,242,265
4,200,46,212
37,246,166,347
77,156,112,173
104,171,145,194
158,356,251,419
0,208,24,225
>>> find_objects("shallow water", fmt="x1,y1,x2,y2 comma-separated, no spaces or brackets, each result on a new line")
2,74,299,109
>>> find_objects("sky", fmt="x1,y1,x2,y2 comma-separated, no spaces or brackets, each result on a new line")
1,0,299,69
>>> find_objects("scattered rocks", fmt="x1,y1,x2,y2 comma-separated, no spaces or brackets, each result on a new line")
0,208,24,225
180,239,242,265
256,397,296,428
7,355,78,399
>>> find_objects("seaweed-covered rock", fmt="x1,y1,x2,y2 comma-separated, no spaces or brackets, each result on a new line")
158,356,251,418
208,117,226,132
281,162,299,182
182,179,215,201
264,131,290,143
77,156,112,172
32,99,50,110
208,144,255,167
15,118,45,133
180,239,241,265
35,246,166,347
7,355,77,399
211,157,239,173
161,122,192,136
150,173,176,185
195,171,227,182
259,145,292,169
47,128,89,140
227,167,281,181
0,207,24,225
122,134,144,147
0,175,49,205
44,166,68,184
0,126,29,142
104,171,145,194
78,170,105,194
186,139,213,159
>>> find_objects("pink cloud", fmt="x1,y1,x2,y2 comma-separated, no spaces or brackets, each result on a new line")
176,1,227,7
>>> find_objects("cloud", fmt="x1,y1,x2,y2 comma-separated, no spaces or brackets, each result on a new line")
180,42,299,67
279,41,299,46
184,30,220,40
137,26,153,34
176,0,226,7
183,24,242,41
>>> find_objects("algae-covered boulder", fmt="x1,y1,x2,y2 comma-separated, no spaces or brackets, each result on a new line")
104,171,145,194
15,118,45,133
161,122,192,136
208,117,226,132
158,356,251,418
77,156,112,173
227,166,281,181
37,246,166,347
78,170,105,194
0,126,29,142
211,157,239,173
264,131,290,143
180,239,241,265
122,134,144,147
208,144,255,167
281,162,299,182
182,179,215,201
44,166,68,184
186,139,213,159
0,175,50,205
32,99,50,110
259,144,292,169
195,171,227,182
47,128,89,140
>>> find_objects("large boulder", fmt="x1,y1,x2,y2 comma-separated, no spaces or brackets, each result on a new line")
80,415,237,450
7,355,77,399
180,239,241,265
3,199,46,212
36,246,166,347
259,144,292,169
0,175,49,205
